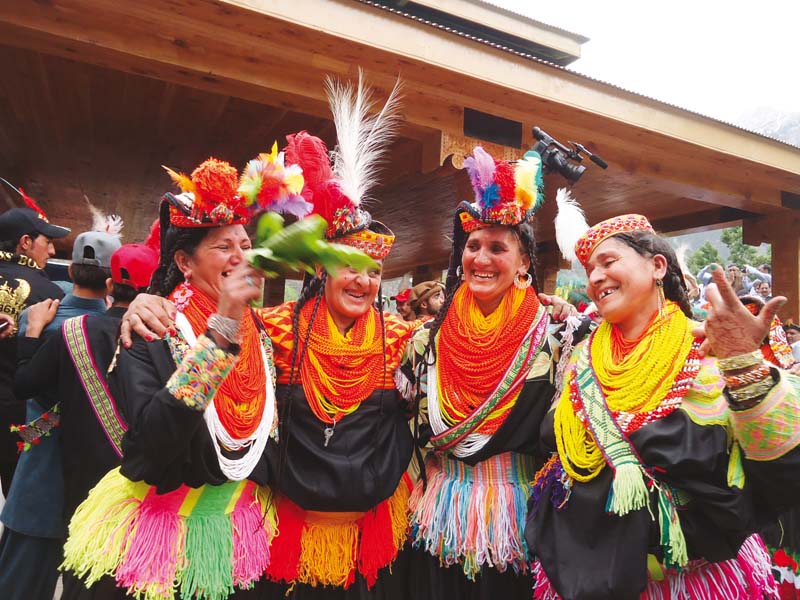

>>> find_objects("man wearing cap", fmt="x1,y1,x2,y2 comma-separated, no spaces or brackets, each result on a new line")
0,229,121,600
391,287,415,321
409,280,445,322
0,205,70,497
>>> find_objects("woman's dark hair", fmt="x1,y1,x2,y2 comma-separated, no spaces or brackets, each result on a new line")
148,202,210,297
611,230,693,319
70,264,111,291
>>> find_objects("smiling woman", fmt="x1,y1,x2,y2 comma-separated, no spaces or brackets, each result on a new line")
401,146,582,600
524,204,800,598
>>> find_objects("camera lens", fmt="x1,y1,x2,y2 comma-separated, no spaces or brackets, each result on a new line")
543,148,585,184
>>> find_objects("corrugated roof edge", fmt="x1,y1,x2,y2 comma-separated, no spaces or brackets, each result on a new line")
473,0,590,43
355,0,800,151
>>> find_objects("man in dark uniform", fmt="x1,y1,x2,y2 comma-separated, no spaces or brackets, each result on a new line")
0,206,70,495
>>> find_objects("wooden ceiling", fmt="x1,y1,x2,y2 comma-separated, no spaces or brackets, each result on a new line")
0,0,798,278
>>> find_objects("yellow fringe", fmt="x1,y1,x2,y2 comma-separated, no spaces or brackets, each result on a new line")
61,468,148,586
388,479,411,551
297,516,359,587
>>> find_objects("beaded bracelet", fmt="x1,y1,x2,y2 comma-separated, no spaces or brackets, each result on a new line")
208,313,240,344
726,376,775,404
718,351,763,372
723,363,771,389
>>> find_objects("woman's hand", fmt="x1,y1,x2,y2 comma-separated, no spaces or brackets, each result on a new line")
692,264,785,358
119,294,177,347
216,263,264,320
24,299,59,338
539,293,578,322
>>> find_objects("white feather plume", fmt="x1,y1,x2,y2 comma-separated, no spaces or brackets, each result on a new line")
554,187,589,263
85,195,124,238
325,69,403,206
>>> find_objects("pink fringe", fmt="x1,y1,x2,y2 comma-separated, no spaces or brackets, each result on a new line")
231,482,272,588
533,534,779,600
116,486,188,597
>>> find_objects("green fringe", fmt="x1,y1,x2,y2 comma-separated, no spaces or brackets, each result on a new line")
727,441,746,490
657,485,688,568
606,462,649,516
178,485,237,600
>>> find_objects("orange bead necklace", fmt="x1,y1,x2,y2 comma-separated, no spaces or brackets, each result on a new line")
296,297,390,424
176,286,267,439
436,285,540,434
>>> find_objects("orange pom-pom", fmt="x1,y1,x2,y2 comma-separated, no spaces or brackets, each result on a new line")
190,158,240,212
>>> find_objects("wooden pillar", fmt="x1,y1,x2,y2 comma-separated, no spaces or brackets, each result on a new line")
743,215,800,321
536,242,570,295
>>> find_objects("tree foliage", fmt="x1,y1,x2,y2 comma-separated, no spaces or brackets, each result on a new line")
720,226,771,269
687,241,722,274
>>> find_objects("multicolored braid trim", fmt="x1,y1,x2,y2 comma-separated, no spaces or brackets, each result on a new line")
61,468,276,600
63,315,127,458
166,334,236,411
408,452,535,580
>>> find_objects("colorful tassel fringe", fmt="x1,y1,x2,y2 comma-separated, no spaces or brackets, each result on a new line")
268,474,411,589
409,451,535,580
533,534,779,599
61,468,276,600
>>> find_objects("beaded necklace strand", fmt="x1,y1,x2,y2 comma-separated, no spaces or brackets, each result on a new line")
554,302,699,483
297,297,389,424
436,285,539,434
177,286,267,439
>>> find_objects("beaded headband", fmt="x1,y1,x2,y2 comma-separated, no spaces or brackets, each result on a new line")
574,214,654,267
335,223,395,260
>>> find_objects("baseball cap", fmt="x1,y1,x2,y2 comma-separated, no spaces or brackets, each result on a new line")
111,244,159,290
391,288,411,303
0,207,70,242
72,231,122,268
409,281,445,309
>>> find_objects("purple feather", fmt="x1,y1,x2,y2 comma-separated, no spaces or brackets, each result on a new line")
273,194,313,219
463,146,496,204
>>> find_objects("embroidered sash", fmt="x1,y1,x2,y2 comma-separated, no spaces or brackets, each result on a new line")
63,315,128,458
430,306,549,451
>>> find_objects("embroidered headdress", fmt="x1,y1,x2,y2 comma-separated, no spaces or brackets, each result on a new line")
444,146,545,292
457,146,544,233
162,158,249,228
283,70,402,260
554,190,655,267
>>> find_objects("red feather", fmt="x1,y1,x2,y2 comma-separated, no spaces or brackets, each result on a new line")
493,160,516,202
19,187,48,219
143,218,161,257
284,131,334,201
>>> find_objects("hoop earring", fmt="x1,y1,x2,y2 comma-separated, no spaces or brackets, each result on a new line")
514,272,533,290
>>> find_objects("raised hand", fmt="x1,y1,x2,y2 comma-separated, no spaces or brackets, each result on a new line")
120,294,176,347
692,264,786,358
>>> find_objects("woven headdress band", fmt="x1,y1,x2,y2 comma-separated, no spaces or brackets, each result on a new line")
574,214,654,267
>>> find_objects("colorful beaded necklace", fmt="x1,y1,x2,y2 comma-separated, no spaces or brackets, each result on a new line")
554,302,700,483
296,296,390,424
172,285,267,439
436,285,540,435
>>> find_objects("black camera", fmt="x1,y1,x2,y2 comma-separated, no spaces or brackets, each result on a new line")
531,127,607,185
